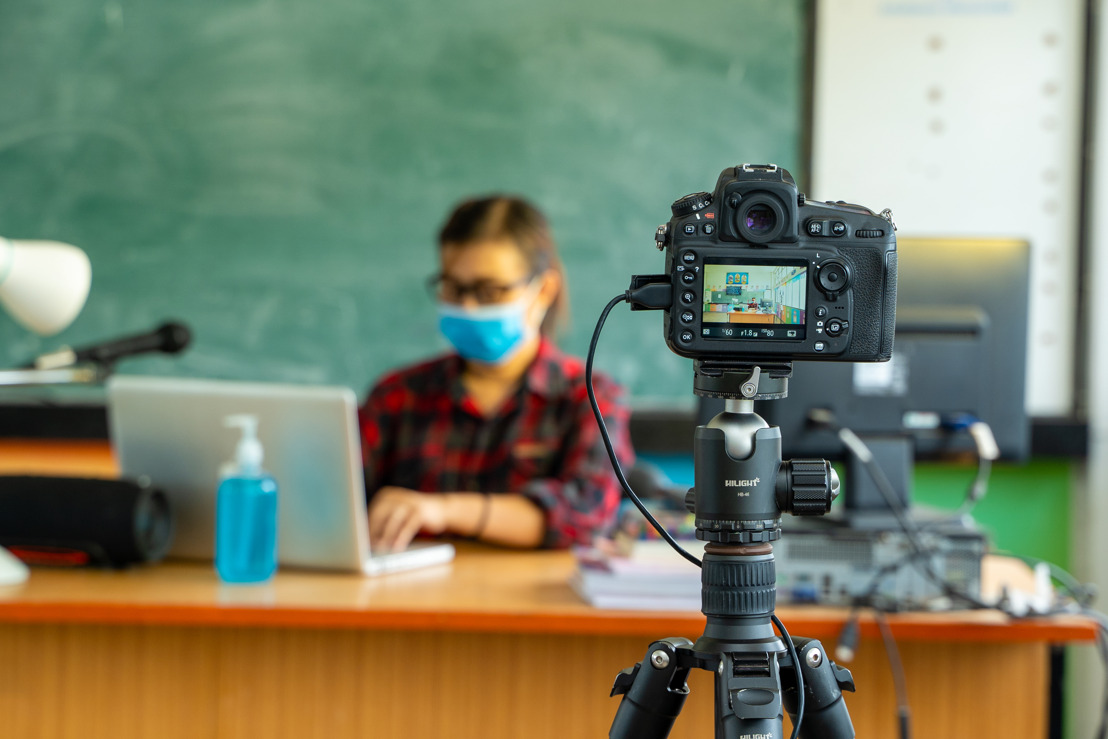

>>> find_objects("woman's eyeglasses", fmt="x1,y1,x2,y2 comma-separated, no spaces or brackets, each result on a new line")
426,274,533,305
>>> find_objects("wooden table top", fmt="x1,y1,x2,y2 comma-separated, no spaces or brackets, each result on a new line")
0,439,1098,643
0,544,1095,643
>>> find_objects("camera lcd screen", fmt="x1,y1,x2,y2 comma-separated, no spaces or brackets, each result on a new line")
701,260,807,341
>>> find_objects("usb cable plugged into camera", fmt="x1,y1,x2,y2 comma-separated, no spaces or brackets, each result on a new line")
624,274,673,311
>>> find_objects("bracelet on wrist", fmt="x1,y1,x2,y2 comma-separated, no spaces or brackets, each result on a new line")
472,493,492,539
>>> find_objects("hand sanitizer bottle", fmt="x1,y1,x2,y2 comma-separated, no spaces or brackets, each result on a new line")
215,414,278,583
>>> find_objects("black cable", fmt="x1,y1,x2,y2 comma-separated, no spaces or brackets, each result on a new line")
773,614,804,739
829,414,1108,738
910,443,990,533
998,550,1098,609
855,544,959,613
947,416,997,516
953,550,1108,738
586,292,809,736
955,456,991,519
823,415,986,737
826,416,995,611
875,610,911,739
584,285,1108,739
585,294,702,568
835,612,861,664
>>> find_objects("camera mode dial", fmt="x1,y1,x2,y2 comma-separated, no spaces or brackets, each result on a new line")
671,192,713,217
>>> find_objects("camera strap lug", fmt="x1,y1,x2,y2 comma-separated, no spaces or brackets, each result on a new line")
655,224,668,250
880,208,897,230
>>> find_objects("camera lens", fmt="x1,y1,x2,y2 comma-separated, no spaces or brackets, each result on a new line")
744,204,777,235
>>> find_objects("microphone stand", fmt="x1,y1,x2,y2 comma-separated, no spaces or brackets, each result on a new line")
2,320,192,386
609,362,856,739
0,367,102,386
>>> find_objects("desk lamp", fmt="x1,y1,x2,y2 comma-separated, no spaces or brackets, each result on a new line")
0,238,91,336
0,238,96,386
0,237,91,585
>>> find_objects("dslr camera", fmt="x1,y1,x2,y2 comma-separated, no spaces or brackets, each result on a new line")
656,164,897,363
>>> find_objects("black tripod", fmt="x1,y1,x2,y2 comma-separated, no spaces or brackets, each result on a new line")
609,361,856,739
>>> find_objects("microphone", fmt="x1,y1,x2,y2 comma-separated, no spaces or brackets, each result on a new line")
30,321,192,370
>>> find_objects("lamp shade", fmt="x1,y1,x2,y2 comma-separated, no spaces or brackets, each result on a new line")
0,238,91,336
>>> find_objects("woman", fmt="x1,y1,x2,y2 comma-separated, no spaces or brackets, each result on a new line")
359,195,633,551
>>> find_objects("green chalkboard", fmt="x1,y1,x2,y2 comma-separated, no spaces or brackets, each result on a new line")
0,0,807,405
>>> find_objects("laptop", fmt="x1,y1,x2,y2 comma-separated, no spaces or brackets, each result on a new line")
106,375,455,576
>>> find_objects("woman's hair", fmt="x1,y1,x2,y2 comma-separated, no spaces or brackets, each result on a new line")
438,195,568,337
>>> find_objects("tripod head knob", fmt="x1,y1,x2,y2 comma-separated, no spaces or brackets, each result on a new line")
777,459,840,516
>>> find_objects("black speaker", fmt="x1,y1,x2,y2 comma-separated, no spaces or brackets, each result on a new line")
0,476,174,567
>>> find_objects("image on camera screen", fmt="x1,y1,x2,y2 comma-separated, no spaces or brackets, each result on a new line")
701,260,807,340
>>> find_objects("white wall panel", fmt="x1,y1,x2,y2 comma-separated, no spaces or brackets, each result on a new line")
812,0,1085,415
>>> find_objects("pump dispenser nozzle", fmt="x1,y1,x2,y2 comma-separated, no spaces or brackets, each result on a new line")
224,414,264,477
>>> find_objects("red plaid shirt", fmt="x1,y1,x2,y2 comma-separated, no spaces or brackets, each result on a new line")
359,339,633,548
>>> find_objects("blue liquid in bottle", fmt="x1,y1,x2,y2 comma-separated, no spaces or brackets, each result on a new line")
215,474,278,583
215,414,278,584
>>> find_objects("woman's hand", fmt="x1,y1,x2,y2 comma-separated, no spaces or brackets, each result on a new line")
368,487,546,551
367,486,448,552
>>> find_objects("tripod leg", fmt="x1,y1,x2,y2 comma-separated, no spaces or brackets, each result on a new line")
714,651,785,739
609,638,694,739
781,637,856,738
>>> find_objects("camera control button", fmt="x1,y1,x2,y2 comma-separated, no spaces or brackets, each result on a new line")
681,271,697,284
807,220,824,236
683,223,697,236
831,221,847,236
814,341,827,352
679,330,695,343
817,260,851,295
815,306,828,318
702,223,715,235
680,310,695,323
681,250,697,264
681,291,696,304
825,319,845,337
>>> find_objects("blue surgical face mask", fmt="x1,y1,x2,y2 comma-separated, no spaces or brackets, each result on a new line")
437,290,537,364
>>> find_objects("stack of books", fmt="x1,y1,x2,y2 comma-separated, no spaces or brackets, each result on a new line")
570,540,704,610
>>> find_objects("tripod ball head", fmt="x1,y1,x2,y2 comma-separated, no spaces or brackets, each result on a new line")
689,405,839,544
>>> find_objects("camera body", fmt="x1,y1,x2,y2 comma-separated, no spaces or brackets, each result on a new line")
659,164,897,362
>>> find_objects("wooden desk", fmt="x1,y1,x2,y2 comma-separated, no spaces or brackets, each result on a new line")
0,438,119,478
0,441,1099,738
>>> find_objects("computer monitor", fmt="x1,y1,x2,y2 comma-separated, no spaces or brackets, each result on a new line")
702,237,1031,517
